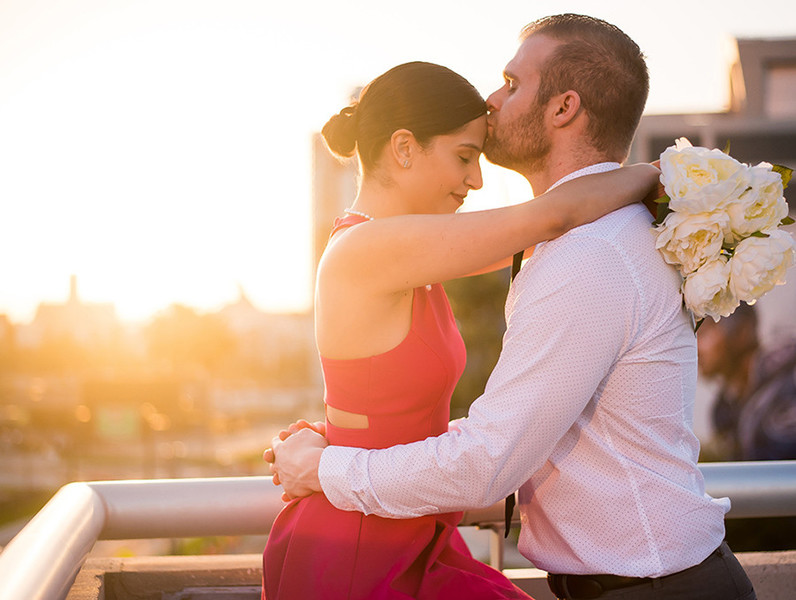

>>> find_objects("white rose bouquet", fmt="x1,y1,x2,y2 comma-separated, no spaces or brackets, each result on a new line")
653,138,795,326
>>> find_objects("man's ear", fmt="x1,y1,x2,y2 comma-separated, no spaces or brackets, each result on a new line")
550,90,582,128
389,129,416,168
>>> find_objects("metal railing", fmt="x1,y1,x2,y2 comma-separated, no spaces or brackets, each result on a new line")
1,461,795,600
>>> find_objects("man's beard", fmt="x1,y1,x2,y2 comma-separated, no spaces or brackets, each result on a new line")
484,102,551,174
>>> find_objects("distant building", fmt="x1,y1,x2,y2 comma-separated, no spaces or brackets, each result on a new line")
217,286,318,384
16,275,120,348
311,132,357,282
0,314,12,352
630,37,796,172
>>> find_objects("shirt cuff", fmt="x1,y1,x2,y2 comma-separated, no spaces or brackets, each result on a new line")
318,445,365,512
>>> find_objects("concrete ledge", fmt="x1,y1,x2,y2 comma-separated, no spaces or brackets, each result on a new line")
68,551,796,600
68,555,263,600
503,568,556,599
736,550,796,600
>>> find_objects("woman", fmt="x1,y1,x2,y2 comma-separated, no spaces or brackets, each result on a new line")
262,61,659,599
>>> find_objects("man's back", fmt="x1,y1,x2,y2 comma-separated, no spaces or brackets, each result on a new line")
510,203,729,576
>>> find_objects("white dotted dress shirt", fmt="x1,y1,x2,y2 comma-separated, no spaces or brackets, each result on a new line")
319,163,730,578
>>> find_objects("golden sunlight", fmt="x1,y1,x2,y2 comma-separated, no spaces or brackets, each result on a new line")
0,2,314,322
2,0,792,323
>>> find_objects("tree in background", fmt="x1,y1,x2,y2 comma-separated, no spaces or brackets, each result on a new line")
444,269,510,418
145,304,237,376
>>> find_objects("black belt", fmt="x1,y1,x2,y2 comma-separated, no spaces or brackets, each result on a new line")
547,572,653,599
547,545,724,600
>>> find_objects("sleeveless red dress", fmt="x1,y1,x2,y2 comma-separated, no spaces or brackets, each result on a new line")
262,215,530,599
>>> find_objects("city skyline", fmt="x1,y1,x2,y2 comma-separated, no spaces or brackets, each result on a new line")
2,273,311,327
2,0,795,322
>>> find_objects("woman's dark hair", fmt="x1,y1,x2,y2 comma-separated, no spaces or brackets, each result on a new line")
322,62,486,173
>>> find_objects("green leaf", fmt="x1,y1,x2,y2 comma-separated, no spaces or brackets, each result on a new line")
781,216,795,226
749,231,770,238
653,194,670,204
722,140,731,155
655,199,672,225
772,164,793,190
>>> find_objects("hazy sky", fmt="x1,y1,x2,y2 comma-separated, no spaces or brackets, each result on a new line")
1,0,794,323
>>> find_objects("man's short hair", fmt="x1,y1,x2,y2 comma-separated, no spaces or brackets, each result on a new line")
522,14,649,161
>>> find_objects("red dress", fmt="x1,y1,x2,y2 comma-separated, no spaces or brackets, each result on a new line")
262,215,530,599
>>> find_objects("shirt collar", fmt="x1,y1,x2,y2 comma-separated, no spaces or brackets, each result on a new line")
548,162,622,192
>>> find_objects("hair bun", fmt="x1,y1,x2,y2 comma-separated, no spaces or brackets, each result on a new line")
322,105,358,158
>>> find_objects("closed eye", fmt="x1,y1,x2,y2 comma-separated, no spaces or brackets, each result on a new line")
503,73,518,94
458,149,481,165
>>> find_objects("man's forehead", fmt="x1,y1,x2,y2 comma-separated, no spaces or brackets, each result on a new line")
507,33,560,77
502,54,526,82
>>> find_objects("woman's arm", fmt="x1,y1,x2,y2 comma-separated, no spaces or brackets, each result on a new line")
325,163,659,293
463,247,534,278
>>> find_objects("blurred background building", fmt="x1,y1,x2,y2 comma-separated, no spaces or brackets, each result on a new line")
630,37,796,167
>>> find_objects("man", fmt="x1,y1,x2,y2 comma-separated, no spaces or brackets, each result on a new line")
269,14,756,600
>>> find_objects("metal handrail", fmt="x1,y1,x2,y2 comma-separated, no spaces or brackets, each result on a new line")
1,461,795,600
462,459,796,527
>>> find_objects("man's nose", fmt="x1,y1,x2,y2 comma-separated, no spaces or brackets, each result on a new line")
486,90,502,112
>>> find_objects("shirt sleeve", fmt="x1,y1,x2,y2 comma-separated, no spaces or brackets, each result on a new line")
319,233,639,517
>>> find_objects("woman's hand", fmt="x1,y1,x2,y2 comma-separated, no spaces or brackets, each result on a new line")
641,160,664,218
625,161,662,202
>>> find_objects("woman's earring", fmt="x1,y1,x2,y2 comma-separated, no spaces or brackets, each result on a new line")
403,160,410,169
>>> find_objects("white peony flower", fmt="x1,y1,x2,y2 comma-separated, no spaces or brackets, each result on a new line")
729,230,796,303
725,162,788,243
660,138,747,215
655,137,793,325
655,210,730,275
682,256,739,322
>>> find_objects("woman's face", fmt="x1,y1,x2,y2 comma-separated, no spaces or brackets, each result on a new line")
406,115,487,214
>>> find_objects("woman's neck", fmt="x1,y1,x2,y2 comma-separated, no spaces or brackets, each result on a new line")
351,177,409,219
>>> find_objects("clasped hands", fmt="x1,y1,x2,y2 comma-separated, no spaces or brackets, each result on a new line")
264,419,329,501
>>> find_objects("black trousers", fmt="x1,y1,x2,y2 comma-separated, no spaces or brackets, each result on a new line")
550,542,756,600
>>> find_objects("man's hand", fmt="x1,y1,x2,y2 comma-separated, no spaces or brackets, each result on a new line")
263,419,326,465
267,427,328,501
